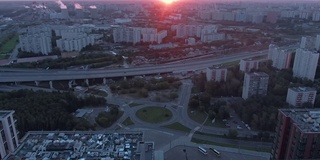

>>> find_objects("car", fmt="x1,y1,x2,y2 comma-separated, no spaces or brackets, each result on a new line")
237,125,242,130
222,119,227,122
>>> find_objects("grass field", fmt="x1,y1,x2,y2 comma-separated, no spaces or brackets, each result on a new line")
0,35,18,54
188,107,207,124
136,106,172,123
122,117,134,126
162,122,191,132
191,138,271,153
129,103,141,107
0,54,10,60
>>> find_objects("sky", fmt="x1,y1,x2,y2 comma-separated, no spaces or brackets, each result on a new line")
0,0,316,2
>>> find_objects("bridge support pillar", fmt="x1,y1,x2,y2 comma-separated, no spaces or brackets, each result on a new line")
35,81,40,86
123,76,127,81
49,81,53,89
68,80,73,89
103,78,107,85
85,79,89,86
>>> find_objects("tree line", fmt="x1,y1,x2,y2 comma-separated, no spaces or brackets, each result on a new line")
0,90,106,136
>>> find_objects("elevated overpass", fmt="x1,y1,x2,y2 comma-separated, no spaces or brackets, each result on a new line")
0,45,297,83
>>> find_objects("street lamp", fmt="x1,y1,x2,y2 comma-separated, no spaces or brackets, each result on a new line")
182,149,188,160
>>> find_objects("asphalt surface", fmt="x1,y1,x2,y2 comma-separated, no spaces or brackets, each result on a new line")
0,50,270,82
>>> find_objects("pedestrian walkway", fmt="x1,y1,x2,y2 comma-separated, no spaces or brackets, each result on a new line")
188,126,200,138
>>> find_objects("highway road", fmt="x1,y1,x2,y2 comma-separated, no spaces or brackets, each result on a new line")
0,45,297,83
0,51,266,82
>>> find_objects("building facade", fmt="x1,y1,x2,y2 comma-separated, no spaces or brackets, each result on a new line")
268,44,293,69
19,32,52,55
316,34,320,51
0,111,19,160
239,59,259,72
286,87,317,107
300,36,315,50
271,109,320,160
292,48,319,81
206,66,227,82
242,72,269,99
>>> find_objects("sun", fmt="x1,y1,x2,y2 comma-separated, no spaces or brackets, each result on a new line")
160,0,177,4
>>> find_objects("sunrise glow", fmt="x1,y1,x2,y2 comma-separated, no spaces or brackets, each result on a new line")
160,0,178,5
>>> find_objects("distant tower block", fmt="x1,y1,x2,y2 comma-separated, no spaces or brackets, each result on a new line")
76,9,84,18
61,8,69,19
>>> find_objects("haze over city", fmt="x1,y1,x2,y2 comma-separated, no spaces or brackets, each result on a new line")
0,0,320,160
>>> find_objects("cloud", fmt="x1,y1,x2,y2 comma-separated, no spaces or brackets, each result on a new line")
89,5,97,9
56,0,67,9
74,3,83,9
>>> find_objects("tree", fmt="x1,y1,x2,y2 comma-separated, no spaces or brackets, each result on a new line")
188,99,200,109
228,129,238,139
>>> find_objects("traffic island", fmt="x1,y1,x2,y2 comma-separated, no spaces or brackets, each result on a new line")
136,106,172,123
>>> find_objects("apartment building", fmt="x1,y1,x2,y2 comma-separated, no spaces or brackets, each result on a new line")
0,111,19,160
19,32,52,55
239,59,259,72
242,72,269,99
268,44,293,69
286,87,317,107
292,48,319,81
271,109,320,160
206,66,227,82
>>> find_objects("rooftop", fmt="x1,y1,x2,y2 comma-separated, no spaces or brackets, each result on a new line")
247,72,269,77
280,109,320,133
0,110,14,119
289,87,317,92
6,131,154,160
208,64,227,70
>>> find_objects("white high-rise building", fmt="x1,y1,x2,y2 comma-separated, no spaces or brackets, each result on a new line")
157,30,167,44
242,72,269,99
0,110,19,160
293,48,319,81
299,11,309,19
19,32,52,55
113,27,141,44
56,33,96,52
312,11,320,21
286,87,317,107
300,36,315,50
316,34,320,51
268,44,293,69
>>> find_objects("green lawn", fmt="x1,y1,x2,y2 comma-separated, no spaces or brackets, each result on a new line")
136,106,172,123
191,138,271,153
204,118,228,128
0,54,10,60
188,107,228,128
0,35,18,54
188,107,207,124
129,103,141,107
122,117,134,126
163,122,191,132
222,60,240,67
